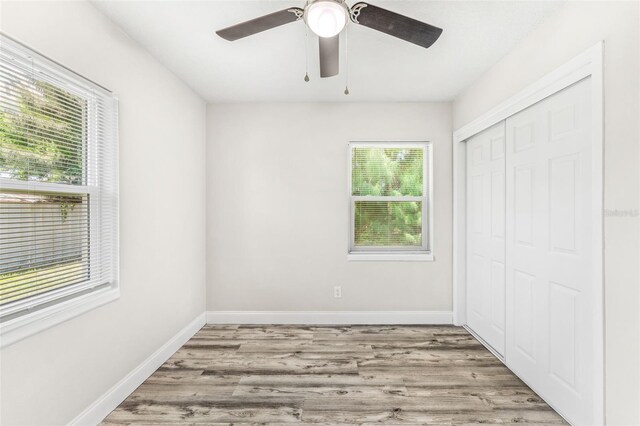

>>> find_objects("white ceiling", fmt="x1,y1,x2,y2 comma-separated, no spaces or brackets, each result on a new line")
92,0,564,102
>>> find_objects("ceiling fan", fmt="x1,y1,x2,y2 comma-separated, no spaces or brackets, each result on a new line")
216,0,442,78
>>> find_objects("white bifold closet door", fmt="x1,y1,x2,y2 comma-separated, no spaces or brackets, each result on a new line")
466,122,506,356
505,77,596,425
466,77,598,425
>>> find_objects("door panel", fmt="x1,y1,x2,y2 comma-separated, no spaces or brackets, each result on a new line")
505,77,594,425
514,166,534,245
466,121,506,356
513,269,536,361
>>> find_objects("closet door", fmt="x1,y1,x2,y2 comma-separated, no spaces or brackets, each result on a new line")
505,77,596,425
466,121,506,356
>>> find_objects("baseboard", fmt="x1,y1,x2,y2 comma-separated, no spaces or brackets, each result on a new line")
206,310,453,325
69,312,206,426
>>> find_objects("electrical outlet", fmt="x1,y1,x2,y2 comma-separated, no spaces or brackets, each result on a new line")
333,286,342,298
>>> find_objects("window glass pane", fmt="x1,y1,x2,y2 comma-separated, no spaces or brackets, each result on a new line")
352,147,423,196
0,191,90,305
0,72,87,185
354,201,422,247
0,35,118,325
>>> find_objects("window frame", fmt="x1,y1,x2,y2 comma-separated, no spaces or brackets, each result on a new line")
347,141,434,261
0,34,119,348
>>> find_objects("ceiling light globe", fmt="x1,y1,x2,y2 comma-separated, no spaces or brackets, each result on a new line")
305,1,347,38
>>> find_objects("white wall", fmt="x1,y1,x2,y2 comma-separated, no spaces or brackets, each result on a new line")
452,2,640,424
206,103,452,313
0,2,207,425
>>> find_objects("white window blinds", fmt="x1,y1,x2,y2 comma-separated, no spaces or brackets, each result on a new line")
349,143,431,253
0,34,118,319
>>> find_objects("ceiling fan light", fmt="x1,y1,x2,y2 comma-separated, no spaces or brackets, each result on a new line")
306,1,347,38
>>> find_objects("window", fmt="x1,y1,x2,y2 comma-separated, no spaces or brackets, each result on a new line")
349,142,432,260
0,35,118,343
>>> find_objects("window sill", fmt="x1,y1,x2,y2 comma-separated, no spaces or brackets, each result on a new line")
347,253,434,262
0,286,119,348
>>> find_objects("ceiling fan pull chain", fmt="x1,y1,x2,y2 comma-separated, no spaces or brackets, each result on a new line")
304,25,310,82
344,27,350,95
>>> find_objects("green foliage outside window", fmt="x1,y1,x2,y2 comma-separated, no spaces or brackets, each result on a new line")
0,78,87,304
352,147,424,247
0,80,86,184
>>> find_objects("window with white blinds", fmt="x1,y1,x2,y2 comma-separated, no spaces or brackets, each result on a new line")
349,142,431,254
0,34,118,322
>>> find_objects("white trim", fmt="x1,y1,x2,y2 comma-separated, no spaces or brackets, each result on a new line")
0,179,96,195
1,277,112,319
452,132,467,326
452,43,602,144
347,253,434,262
0,285,119,348
69,313,206,426
0,34,119,335
452,42,604,424
206,310,452,325
351,196,423,202
347,141,434,256
589,41,605,426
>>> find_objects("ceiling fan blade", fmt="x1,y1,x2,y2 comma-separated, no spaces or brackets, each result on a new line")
350,2,442,49
319,36,339,78
216,7,304,41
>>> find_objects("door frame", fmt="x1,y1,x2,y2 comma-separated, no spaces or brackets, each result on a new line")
452,42,604,422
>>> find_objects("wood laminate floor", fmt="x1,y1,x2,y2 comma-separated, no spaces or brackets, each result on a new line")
103,325,566,425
